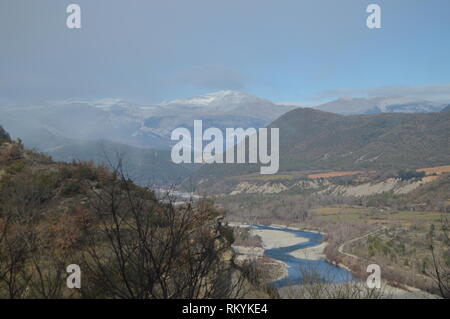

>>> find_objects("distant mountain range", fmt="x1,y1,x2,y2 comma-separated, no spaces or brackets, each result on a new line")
313,96,446,115
1,91,448,185
0,91,293,185
1,92,445,152
0,91,295,151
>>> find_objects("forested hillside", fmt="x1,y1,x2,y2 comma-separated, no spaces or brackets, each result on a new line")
192,107,450,182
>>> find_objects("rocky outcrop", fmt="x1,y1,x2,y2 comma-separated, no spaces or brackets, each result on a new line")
230,182,288,195
228,175,437,198
321,176,437,197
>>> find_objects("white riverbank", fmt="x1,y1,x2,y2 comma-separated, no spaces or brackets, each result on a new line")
229,222,318,244
250,228,309,249
229,222,327,260
230,222,300,282
289,242,328,261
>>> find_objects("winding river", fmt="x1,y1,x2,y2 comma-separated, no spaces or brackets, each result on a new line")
252,225,356,288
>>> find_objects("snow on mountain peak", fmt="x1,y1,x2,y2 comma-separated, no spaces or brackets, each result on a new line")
53,98,128,109
161,90,268,107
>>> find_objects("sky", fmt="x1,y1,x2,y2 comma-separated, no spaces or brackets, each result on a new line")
1,0,450,105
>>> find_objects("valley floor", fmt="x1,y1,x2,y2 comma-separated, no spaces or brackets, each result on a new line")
229,221,440,299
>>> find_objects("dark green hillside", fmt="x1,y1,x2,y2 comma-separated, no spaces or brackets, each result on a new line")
274,110,450,171
44,138,199,186
0,126,11,143
191,108,450,181
0,126,198,186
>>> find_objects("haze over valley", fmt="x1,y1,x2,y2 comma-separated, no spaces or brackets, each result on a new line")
1,0,450,301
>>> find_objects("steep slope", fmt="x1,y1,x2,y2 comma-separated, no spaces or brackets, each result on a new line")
191,107,450,182
6,126,197,186
44,138,198,186
0,128,241,299
272,109,450,171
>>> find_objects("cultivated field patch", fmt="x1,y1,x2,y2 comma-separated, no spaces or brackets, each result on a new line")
307,170,365,179
417,165,450,175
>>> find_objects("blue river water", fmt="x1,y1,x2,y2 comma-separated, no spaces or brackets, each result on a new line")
253,225,356,288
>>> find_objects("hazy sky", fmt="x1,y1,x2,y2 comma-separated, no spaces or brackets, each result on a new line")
1,0,450,104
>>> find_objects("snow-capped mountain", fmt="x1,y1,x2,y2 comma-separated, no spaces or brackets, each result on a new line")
314,96,445,115
162,90,270,108
53,98,128,109
159,90,294,120
4,91,443,156
0,91,295,152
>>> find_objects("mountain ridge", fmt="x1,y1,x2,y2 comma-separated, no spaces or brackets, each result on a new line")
190,106,450,183
0,91,295,152
313,96,445,115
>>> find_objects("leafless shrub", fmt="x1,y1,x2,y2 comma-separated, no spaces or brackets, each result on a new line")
79,162,246,299
426,216,450,298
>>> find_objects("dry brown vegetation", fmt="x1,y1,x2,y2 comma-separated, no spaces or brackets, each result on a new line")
417,165,450,176
0,138,258,299
307,171,364,179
